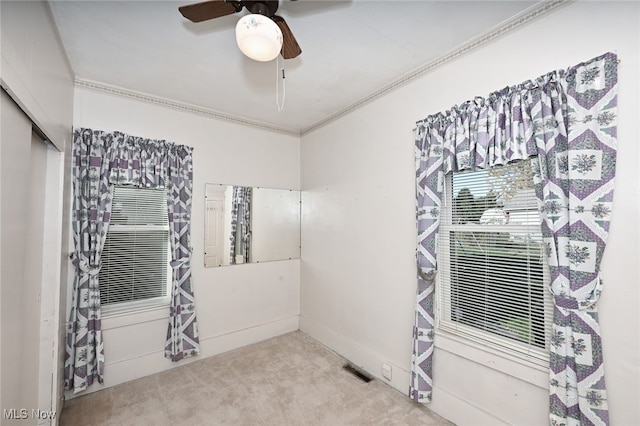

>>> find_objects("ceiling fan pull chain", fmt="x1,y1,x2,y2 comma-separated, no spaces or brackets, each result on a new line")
276,54,286,112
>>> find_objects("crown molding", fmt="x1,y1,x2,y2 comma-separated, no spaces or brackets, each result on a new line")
300,0,571,136
73,78,302,137
74,0,569,139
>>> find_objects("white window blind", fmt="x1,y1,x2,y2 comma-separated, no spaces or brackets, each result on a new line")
437,159,553,367
100,186,171,314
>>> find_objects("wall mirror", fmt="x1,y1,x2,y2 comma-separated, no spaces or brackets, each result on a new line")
204,184,301,267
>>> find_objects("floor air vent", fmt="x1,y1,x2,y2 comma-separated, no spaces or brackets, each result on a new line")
343,364,372,383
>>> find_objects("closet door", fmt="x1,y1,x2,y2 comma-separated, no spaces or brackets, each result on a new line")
1,90,53,422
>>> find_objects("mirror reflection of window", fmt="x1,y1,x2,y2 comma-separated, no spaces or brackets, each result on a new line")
229,186,252,264
204,184,301,267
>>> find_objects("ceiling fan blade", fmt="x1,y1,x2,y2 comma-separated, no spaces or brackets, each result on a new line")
273,16,302,59
179,0,240,23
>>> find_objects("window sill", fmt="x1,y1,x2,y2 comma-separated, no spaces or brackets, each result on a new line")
434,329,549,389
102,303,169,330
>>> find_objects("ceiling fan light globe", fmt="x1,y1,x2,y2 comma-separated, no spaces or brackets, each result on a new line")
235,14,283,62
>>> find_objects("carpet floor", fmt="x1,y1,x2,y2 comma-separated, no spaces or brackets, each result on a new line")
60,331,453,425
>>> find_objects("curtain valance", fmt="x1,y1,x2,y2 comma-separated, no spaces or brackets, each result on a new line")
74,128,193,189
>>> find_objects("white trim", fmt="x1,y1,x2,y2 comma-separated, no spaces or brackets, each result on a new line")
73,78,301,137
434,331,549,389
101,303,169,330
100,185,172,314
72,0,569,138
107,224,168,232
101,298,171,320
436,166,553,380
299,315,411,396
436,320,549,368
38,141,66,425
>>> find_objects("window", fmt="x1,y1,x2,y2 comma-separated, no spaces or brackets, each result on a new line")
437,160,552,367
99,186,171,314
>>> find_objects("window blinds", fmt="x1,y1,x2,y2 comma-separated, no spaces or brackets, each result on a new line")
99,186,171,312
437,160,553,367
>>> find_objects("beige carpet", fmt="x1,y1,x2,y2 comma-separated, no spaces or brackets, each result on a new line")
61,331,453,425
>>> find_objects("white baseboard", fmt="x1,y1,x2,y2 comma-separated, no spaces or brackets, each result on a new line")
65,315,299,400
299,315,508,425
299,315,411,396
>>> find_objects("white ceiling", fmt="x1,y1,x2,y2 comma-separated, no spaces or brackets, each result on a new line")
48,0,541,135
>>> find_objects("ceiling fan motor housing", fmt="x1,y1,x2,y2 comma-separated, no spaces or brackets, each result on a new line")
243,1,279,17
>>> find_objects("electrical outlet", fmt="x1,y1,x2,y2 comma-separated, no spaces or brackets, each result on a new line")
382,363,392,381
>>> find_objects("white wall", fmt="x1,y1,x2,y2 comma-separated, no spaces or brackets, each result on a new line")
67,87,301,396
300,2,640,425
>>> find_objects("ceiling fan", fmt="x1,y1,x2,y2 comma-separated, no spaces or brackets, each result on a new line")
179,0,302,60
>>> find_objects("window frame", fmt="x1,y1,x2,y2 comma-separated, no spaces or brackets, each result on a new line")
99,185,173,317
435,166,552,371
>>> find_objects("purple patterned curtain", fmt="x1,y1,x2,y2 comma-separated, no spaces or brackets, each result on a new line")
65,128,200,393
229,186,252,264
65,130,112,393
532,53,617,426
412,53,617,425
164,144,199,361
